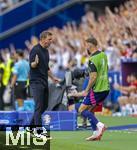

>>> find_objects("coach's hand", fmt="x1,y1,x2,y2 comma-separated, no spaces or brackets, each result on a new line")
35,54,39,65
53,77,61,84
77,90,88,97
68,90,88,97
31,55,39,68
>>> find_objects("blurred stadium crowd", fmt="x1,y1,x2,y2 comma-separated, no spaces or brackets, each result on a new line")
0,0,24,12
0,0,137,116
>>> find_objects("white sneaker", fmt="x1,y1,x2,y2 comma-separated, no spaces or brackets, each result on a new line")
86,131,101,141
96,122,107,137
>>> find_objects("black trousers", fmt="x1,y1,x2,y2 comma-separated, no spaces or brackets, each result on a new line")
0,84,6,110
30,83,49,127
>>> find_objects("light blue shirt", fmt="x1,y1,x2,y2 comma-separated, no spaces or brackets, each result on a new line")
13,59,30,81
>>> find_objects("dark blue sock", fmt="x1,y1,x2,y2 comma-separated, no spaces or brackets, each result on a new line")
82,117,96,131
91,121,97,131
75,103,97,130
91,112,97,131
81,110,98,130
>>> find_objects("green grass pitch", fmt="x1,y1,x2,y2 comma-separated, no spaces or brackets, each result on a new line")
51,116,137,150
51,130,137,150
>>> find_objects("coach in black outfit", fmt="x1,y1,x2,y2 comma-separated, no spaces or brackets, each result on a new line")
29,31,60,129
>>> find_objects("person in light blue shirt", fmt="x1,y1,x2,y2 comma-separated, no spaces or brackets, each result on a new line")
13,58,29,81
11,50,30,111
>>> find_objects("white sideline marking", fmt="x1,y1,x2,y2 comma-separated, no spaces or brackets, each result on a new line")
108,130,137,134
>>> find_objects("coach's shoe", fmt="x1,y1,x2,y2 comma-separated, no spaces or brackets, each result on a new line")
86,131,101,141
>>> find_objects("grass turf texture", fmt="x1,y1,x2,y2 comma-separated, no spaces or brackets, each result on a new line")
0,116,136,150
90,115,137,126
51,130,137,150
51,116,137,150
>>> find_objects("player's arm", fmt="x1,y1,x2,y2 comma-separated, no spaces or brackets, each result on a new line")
71,72,97,97
85,72,97,93
85,61,97,93
68,61,97,97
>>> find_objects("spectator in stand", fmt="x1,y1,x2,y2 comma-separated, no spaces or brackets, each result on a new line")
0,0,24,12
114,73,137,115
132,47,137,59
1,0,137,112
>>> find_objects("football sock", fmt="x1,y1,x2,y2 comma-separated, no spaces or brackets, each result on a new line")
81,110,98,130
